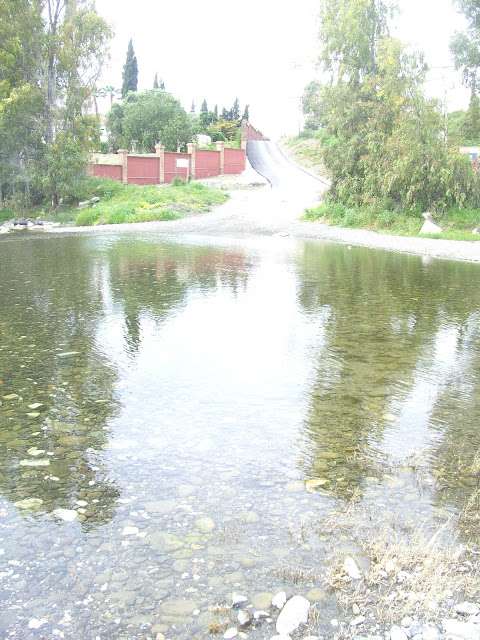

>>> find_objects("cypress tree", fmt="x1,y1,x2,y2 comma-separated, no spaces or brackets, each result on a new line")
231,97,240,121
153,73,159,89
242,104,249,121
200,99,208,112
122,39,138,98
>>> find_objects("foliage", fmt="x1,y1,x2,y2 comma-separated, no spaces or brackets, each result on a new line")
72,180,229,226
302,81,329,130
451,0,480,96
303,198,480,239
312,0,480,213
463,93,480,143
200,99,208,112
209,118,239,142
0,0,111,209
106,90,192,153
122,39,138,98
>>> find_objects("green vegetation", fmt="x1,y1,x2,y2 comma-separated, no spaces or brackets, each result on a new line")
121,39,138,98
0,0,111,209
71,177,228,226
106,90,192,153
302,0,480,219
302,200,480,240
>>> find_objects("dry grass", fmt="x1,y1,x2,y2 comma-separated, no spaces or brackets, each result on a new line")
458,490,480,532
207,620,229,635
317,505,480,625
212,520,245,545
470,451,480,476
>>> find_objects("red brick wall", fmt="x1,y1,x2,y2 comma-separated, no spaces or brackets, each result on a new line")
93,165,122,181
195,150,221,179
224,148,245,174
127,157,159,185
164,153,190,183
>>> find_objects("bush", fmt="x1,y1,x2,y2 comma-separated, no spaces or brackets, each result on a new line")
66,176,124,203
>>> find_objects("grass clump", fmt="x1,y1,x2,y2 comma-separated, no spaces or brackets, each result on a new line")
72,179,229,226
317,504,480,629
302,200,480,240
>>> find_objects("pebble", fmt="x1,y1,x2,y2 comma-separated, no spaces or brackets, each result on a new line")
254,610,270,619
237,610,251,627
343,556,362,580
351,616,366,626
252,592,274,610
455,602,480,616
276,595,310,635
272,591,287,610
224,628,238,639
390,625,409,640
442,618,480,639
232,593,249,607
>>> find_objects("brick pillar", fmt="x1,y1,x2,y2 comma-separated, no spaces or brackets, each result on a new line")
187,142,196,180
216,141,225,175
117,149,128,184
155,143,165,183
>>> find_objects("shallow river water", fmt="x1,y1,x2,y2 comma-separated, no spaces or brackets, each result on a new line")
0,231,479,639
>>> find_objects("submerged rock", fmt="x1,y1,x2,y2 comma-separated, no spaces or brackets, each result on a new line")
14,498,43,510
305,478,330,492
53,508,78,522
195,516,215,533
19,458,50,467
147,532,184,552
275,595,310,635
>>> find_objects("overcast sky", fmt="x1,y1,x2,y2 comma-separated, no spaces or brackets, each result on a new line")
94,0,469,140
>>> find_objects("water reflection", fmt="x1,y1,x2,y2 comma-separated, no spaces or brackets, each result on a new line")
0,232,480,638
294,243,480,526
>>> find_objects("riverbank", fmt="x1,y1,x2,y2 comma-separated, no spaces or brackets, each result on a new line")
42,179,480,264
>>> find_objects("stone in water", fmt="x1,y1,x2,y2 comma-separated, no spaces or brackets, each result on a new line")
276,595,310,635
53,508,78,522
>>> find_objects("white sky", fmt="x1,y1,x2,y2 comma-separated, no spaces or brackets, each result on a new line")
94,0,470,140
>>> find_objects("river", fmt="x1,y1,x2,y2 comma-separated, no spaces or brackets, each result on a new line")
0,230,479,639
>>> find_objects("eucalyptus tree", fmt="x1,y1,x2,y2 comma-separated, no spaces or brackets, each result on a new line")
450,0,480,142
314,0,480,211
0,0,112,207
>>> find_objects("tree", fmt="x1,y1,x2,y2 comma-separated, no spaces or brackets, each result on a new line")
314,0,480,212
301,81,329,130
190,99,196,113
0,0,111,207
107,89,191,153
153,73,159,89
242,104,249,121
104,85,118,106
122,39,138,98
231,97,240,121
159,77,165,90
213,104,218,117
463,92,480,143
209,118,239,141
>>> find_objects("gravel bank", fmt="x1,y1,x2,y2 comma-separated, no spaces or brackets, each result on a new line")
44,158,480,264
